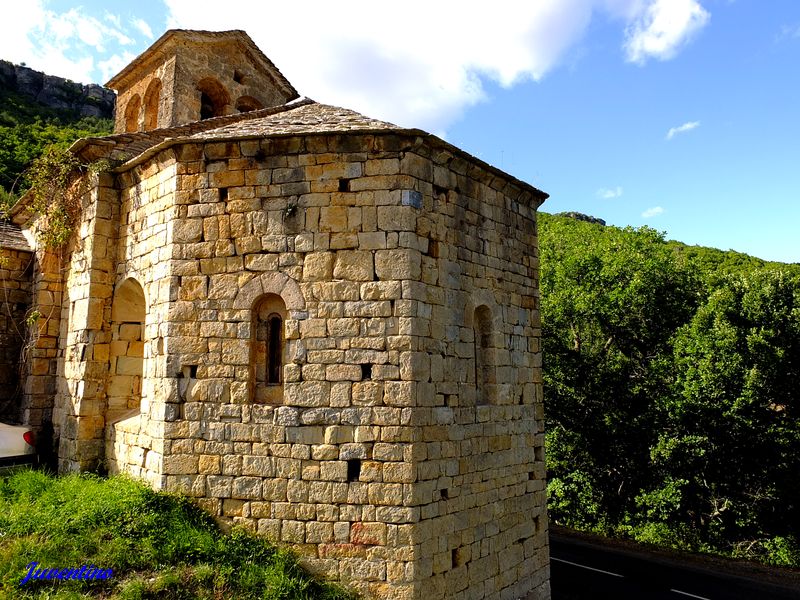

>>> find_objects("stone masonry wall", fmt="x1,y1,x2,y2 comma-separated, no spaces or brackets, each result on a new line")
48,129,548,599
51,173,124,472
114,57,177,133
17,246,63,434
171,41,294,126
95,132,546,599
105,154,179,487
0,246,33,422
408,147,549,599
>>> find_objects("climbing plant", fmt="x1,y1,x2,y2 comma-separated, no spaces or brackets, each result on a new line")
25,146,86,248
24,147,113,248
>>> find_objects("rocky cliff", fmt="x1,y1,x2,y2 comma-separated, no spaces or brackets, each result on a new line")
556,211,607,226
0,60,115,119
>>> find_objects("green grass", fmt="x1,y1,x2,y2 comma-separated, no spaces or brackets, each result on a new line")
0,470,355,600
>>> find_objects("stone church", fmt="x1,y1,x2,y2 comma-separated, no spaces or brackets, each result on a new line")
1,30,550,599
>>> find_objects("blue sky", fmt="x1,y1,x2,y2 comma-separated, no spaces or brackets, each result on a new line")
2,0,799,262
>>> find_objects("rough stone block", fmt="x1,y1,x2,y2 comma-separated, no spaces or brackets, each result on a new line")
333,251,374,281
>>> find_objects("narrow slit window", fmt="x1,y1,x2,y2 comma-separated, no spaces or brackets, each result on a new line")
200,92,215,120
474,305,493,405
253,294,287,403
267,314,282,384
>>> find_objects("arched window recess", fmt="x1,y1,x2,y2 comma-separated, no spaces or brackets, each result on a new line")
253,294,287,403
197,77,230,120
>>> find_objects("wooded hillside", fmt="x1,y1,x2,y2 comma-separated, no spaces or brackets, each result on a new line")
0,61,113,214
541,212,800,566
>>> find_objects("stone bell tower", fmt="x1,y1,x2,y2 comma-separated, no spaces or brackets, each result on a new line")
105,29,299,133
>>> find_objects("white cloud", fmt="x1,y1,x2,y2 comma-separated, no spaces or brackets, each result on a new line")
132,18,154,40
99,51,137,84
163,0,605,132
0,3,139,83
597,186,623,199
625,0,710,64
666,120,700,140
776,23,800,43
159,0,711,132
642,206,664,218
105,13,122,30
0,3,100,83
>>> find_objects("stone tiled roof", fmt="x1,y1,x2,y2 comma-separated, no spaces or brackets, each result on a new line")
67,98,548,205
70,98,318,163
190,102,399,139
0,220,32,252
71,99,400,165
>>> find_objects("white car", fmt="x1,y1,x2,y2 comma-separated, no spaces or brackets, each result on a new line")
0,421,37,471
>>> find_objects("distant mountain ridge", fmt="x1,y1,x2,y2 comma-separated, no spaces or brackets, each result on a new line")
0,60,114,120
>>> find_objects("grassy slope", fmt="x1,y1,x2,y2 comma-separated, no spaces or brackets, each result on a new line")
0,470,354,600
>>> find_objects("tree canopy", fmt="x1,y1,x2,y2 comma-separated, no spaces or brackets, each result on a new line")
540,212,800,566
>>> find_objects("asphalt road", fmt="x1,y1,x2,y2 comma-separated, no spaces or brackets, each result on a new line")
549,528,800,599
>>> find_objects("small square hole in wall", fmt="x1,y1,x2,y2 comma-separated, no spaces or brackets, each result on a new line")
528,471,536,480
347,459,361,482
427,238,440,258
233,70,245,84
189,365,198,378
338,178,350,192
219,187,228,202
452,547,466,568
440,488,449,500
361,364,372,380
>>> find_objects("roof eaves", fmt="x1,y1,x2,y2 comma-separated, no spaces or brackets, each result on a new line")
109,124,547,207
69,98,317,163
0,221,32,252
105,29,177,89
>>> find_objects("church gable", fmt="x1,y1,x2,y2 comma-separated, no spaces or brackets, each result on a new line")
107,30,299,133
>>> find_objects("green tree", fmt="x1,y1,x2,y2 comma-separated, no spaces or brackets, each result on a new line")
540,213,698,529
647,269,800,564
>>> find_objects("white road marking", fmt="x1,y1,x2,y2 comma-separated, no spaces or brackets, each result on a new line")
550,556,625,578
670,589,711,600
